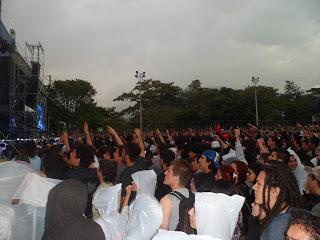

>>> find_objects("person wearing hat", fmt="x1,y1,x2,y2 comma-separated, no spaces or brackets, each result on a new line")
306,166,320,196
198,150,220,179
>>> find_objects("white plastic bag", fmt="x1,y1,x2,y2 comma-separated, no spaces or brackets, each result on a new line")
0,204,14,240
0,162,60,240
131,170,157,197
93,184,127,240
0,161,33,200
195,193,245,240
124,194,163,240
92,184,122,219
13,173,61,208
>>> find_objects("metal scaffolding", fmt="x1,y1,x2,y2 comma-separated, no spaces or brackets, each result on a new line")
8,41,47,138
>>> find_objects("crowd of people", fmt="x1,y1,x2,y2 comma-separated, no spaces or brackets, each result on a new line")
0,121,320,240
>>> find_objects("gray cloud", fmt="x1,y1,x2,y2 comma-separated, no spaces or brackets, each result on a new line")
2,0,320,109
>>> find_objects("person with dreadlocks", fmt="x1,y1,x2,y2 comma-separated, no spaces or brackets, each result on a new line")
252,161,301,240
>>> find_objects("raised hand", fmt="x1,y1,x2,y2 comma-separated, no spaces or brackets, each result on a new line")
83,121,90,135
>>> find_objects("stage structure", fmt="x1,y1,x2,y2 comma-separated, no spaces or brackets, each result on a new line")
0,19,47,138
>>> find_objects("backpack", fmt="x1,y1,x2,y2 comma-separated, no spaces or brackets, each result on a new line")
169,189,196,234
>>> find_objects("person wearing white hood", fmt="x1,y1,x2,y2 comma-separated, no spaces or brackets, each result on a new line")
93,184,126,240
286,148,308,194
124,170,163,240
94,169,162,240
153,192,245,240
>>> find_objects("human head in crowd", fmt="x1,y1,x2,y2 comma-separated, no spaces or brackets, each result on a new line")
267,136,279,151
285,154,299,171
211,179,236,196
276,148,290,163
286,209,320,240
96,145,111,161
308,136,320,152
23,140,37,158
215,165,235,183
230,160,248,185
174,136,187,158
43,145,65,179
124,142,140,165
252,161,301,236
291,134,302,147
302,139,309,152
198,150,220,174
268,148,290,162
190,154,200,173
282,137,292,149
243,139,258,164
190,172,213,193
99,160,117,184
43,179,104,240
184,144,202,173
159,149,175,172
257,152,272,165
69,144,95,168
246,162,262,184
313,146,320,166
164,159,192,189
306,166,320,195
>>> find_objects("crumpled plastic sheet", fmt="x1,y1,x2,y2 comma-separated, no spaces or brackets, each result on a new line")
0,204,14,240
93,184,122,219
124,194,163,240
195,193,245,240
93,184,127,240
13,173,61,208
131,170,157,197
0,161,61,240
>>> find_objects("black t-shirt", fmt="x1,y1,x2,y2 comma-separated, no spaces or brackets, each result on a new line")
64,168,99,218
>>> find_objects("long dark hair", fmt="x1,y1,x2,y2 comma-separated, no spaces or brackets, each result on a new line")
260,161,301,231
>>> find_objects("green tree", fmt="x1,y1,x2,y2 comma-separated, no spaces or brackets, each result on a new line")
114,79,183,116
284,80,304,100
47,79,106,131
48,79,96,113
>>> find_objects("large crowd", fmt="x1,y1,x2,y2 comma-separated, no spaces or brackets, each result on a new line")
0,122,320,240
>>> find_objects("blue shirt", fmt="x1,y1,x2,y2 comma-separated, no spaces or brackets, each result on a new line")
260,209,292,240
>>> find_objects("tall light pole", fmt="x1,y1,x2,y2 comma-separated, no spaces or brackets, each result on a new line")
135,71,145,131
252,76,260,126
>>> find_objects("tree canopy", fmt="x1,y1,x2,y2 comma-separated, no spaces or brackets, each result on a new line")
46,78,317,134
47,79,124,133
114,79,315,129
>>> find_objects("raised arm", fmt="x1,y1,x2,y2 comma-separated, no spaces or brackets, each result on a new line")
121,182,137,212
134,128,145,157
155,129,166,145
83,121,93,146
62,131,71,152
215,134,229,151
107,125,123,146
257,138,270,153
166,130,175,145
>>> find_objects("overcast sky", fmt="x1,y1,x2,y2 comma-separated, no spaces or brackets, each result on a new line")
2,0,320,109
